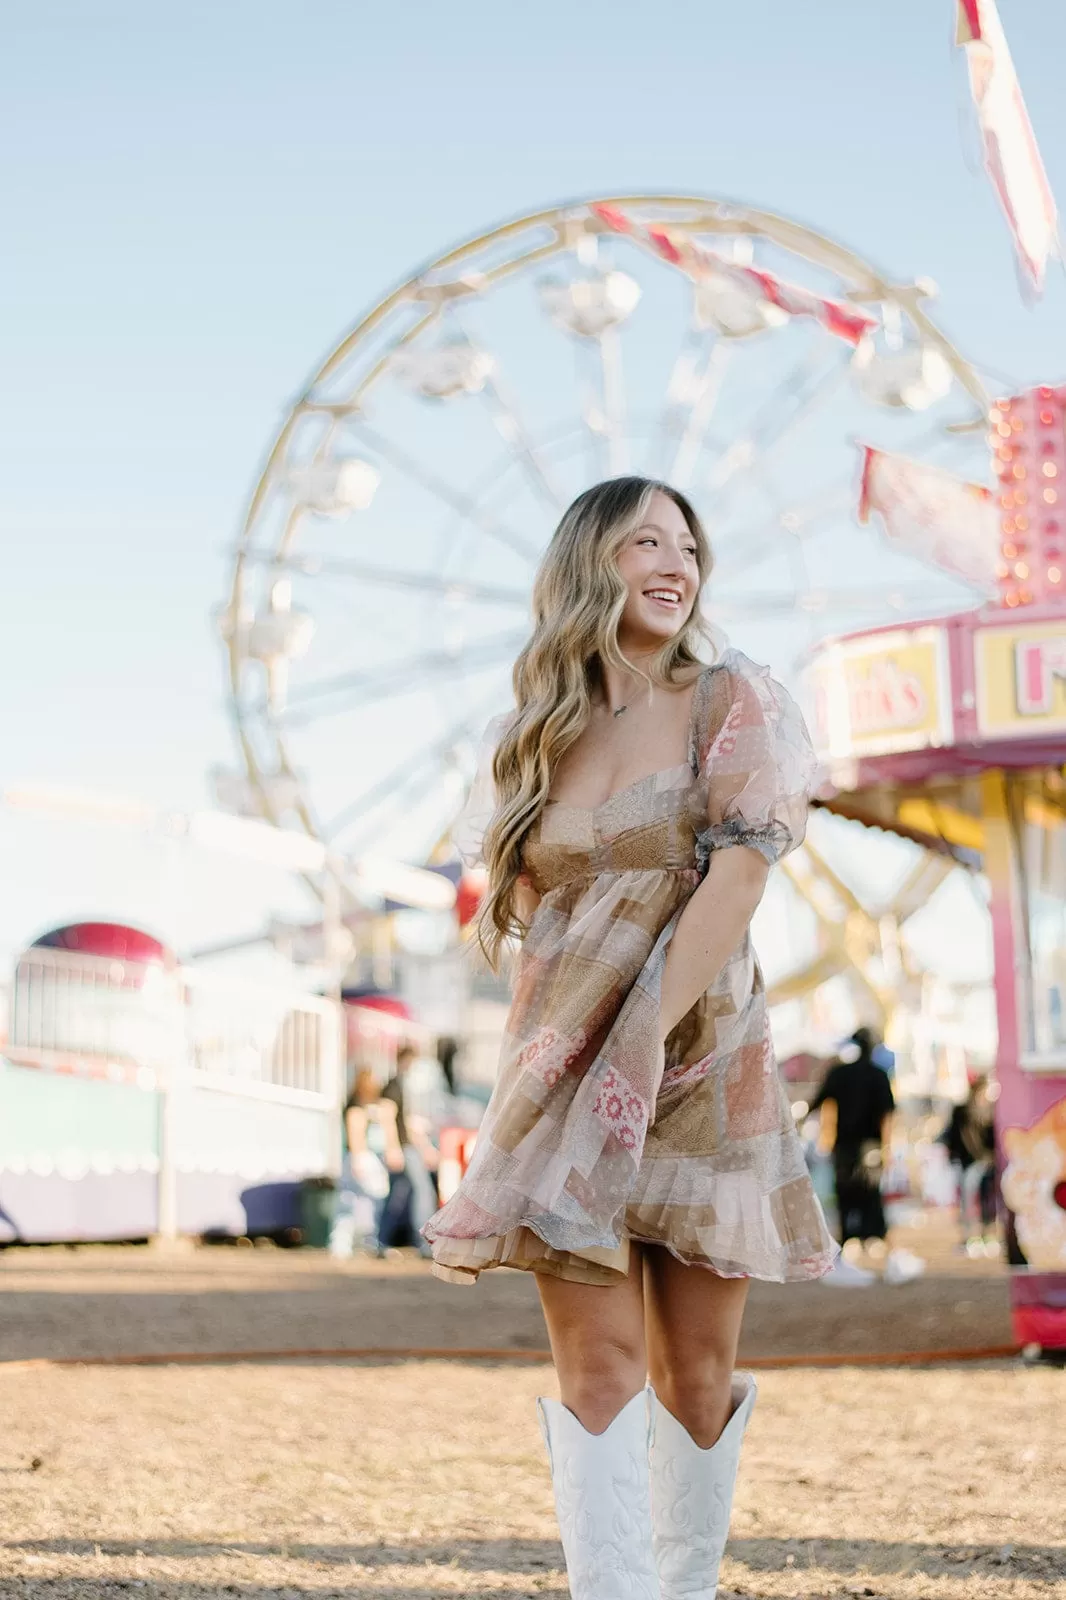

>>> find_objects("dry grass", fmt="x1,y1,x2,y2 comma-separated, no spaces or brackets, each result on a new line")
0,1361,1063,1599
0,1235,1060,1599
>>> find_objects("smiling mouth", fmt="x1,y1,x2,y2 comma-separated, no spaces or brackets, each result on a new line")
644,589,683,608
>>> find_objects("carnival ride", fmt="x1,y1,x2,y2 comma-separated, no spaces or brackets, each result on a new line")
805,383,1066,1351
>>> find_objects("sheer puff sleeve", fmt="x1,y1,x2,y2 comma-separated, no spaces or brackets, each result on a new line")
694,648,816,870
451,712,512,870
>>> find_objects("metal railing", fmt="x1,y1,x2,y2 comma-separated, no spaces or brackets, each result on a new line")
6,946,340,1105
183,965,339,1104
9,947,180,1075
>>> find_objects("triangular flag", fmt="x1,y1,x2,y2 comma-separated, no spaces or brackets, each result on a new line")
956,0,1059,295
859,445,1000,593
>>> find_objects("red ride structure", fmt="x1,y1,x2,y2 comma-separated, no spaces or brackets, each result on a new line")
805,384,1066,1356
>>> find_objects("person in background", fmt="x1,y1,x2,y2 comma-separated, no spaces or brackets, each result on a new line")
330,1066,402,1256
812,1027,922,1284
376,1043,440,1255
938,1073,998,1256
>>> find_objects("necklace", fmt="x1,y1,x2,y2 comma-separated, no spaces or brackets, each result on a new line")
612,703,627,718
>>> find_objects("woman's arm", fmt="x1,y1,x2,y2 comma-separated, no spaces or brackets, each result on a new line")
345,1104,368,1157
658,845,769,1039
817,1098,838,1156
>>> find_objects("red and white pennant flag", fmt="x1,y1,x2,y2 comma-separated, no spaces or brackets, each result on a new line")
956,0,1060,295
859,445,1000,594
590,203,877,346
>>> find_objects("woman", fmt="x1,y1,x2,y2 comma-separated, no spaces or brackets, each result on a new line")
339,1066,403,1253
423,477,836,1600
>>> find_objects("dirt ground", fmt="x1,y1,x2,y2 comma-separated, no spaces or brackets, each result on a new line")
0,1210,1014,1365
0,1224,1062,1600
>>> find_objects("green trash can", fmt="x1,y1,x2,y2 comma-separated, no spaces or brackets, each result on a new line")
299,1175,336,1249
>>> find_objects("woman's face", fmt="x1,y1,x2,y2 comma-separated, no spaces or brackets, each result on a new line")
614,490,700,649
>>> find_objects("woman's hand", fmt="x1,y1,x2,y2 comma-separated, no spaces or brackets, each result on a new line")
514,872,542,929
659,846,769,1040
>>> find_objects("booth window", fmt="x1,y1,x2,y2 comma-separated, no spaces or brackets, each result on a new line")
1011,772,1066,1062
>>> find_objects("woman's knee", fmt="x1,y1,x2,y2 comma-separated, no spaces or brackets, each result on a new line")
650,1352,733,1446
557,1334,646,1434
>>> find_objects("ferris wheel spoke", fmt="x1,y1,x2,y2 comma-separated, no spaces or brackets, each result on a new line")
597,327,629,476
713,485,852,580
322,690,505,844
343,758,463,859
239,549,529,606
352,421,541,563
442,307,567,513
277,630,524,727
707,347,851,501
665,340,732,490
478,371,568,512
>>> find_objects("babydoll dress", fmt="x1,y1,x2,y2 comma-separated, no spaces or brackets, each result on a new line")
424,648,837,1287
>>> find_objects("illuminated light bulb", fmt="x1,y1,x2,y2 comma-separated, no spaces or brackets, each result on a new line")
1016,516,1029,531
996,562,1010,579
1049,567,1062,584
1040,387,1054,399
997,422,1012,438
1015,562,1030,579
1043,462,1059,477
1041,409,1056,425
996,446,1013,461
1003,542,1018,558
994,397,1010,411
1013,464,1027,479
1005,590,1021,607
1000,493,1014,509
1015,491,1028,506
1011,417,1024,433
1045,488,1059,504
1020,589,1034,604
1002,519,1016,536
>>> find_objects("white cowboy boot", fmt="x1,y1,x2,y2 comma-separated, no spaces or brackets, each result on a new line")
649,1373,756,1599
537,1388,660,1600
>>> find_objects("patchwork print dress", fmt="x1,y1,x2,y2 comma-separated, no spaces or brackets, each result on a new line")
424,649,837,1287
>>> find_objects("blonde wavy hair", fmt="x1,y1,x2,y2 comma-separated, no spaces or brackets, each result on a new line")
476,476,714,967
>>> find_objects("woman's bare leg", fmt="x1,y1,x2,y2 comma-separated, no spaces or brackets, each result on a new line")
536,1244,647,1434
643,1247,749,1446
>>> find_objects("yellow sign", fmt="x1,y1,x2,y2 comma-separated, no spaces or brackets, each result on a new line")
976,620,1066,739
806,627,952,760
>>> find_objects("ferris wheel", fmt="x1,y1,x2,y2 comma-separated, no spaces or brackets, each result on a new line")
219,194,989,868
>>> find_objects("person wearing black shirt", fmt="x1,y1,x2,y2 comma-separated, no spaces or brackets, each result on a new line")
938,1075,997,1244
376,1044,440,1255
811,1027,895,1246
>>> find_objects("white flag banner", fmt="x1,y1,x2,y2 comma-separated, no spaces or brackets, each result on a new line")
956,0,1060,295
859,445,1000,594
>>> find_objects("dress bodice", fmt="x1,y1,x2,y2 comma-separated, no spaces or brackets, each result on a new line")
521,766,701,893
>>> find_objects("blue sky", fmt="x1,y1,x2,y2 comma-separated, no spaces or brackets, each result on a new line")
1,1,1063,964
